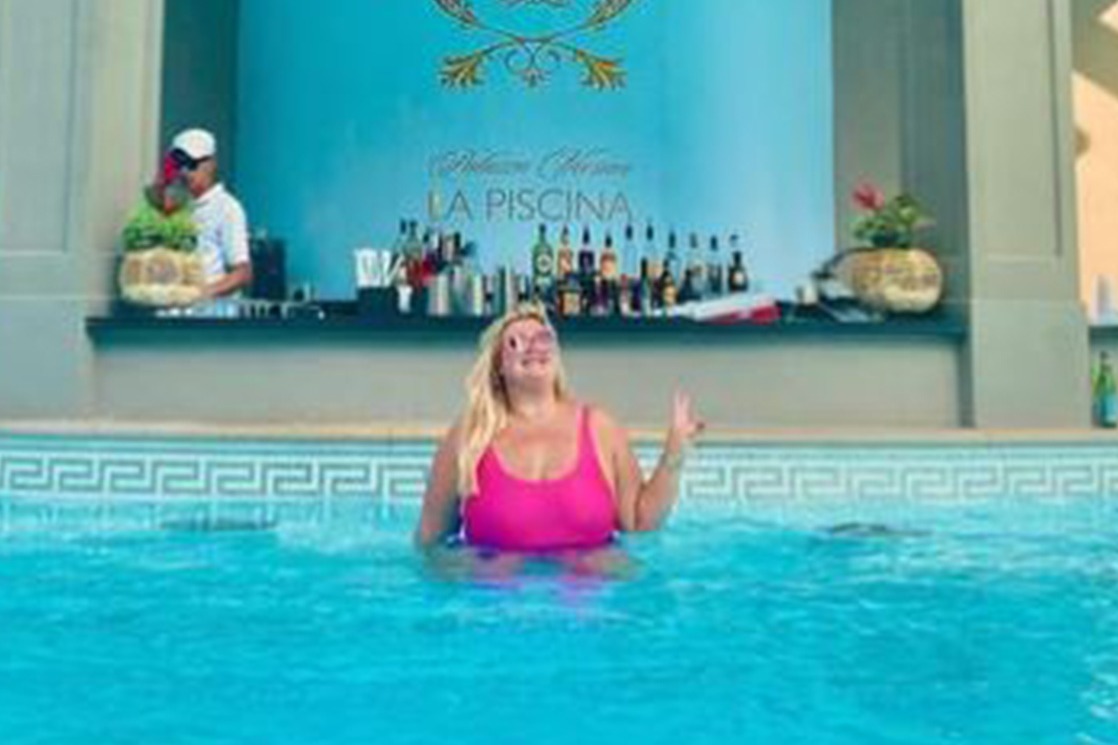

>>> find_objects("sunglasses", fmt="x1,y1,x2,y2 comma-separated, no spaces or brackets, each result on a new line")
170,149,211,173
504,328,556,354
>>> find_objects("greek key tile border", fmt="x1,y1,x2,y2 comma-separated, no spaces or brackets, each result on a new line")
2,434,1118,505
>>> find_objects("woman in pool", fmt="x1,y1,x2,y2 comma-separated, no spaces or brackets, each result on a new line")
415,302,703,553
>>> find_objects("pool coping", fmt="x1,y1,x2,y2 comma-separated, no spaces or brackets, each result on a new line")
3,419,1117,445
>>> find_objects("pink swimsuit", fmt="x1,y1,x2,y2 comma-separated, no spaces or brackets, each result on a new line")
463,406,618,552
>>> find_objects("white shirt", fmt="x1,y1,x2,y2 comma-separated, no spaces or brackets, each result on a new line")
191,183,250,283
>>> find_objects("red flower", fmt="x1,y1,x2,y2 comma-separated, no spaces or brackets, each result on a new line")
853,182,886,212
160,152,181,188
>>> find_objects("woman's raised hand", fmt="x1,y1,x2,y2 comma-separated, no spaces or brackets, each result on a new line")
666,390,704,453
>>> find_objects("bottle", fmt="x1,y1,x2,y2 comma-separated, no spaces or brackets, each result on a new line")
663,230,680,284
644,222,662,284
600,231,619,282
728,250,750,293
531,223,555,302
391,218,409,257
678,268,697,305
728,234,749,292
436,231,456,272
590,274,610,317
686,232,706,300
622,224,639,279
618,276,634,317
403,220,425,289
517,275,532,305
659,264,678,309
707,235,725,297
1095,352,1118,427
556,225,574,282
577,226,596,281
420,227,438,284
638,258,655,316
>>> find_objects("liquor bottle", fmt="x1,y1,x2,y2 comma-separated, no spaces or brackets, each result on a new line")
638,258,655,316
556,225,574,282
403,220,425,288
644,222,663,283
436,232,454,272
421,227,439,283
728,250,750,293
600,231,619,282
663,230,680,283
659,264,678,309
728,233,750,292
618,276,634,317
391,218,409,258
678,268,696,305
686,232,706,300
531,223,555,302
1095,352,1118,427
590,274,610,317
558,272,582,318
577,226,596,281
622,224,639,279
449,231,463,266
707,235,725,297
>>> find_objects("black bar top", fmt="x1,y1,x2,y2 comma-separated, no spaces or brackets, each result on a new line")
86,302,967,343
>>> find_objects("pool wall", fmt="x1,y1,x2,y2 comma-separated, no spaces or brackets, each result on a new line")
3,430,1116,506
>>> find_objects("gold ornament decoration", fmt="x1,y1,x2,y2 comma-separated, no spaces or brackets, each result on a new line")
432,0,637,90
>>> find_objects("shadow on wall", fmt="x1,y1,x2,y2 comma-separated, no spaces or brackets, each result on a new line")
1073,0,1118,315
1073,0,1118,158
1074,0,1118,96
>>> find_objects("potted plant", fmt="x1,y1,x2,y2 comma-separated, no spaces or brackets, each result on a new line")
117,160,205,306
831,182,944,314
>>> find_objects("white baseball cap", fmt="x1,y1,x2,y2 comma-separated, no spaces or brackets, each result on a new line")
171,128,216,161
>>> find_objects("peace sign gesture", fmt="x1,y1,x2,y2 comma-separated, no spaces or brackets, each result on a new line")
666,390,704,454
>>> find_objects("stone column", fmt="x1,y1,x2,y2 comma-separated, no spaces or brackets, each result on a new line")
0,0,163,417
959,0,1089,427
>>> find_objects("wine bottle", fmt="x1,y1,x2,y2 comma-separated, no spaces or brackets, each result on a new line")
1095,351,1118,427
663,230,680,284
531,223,555,302
556,225,574,282
707,235,725,297
644,222,663,283
686,232,706,300
728,250,750,293
622,224,638,279
600,231,619,282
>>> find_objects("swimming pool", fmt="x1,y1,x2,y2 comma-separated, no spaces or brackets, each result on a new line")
1,492,1116,744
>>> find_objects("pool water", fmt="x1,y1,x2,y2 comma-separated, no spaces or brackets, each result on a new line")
1,496,1117,744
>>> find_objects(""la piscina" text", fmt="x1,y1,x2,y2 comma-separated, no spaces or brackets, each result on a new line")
436,188,634,224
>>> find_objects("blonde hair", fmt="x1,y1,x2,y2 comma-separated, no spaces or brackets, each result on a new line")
456,301,570,495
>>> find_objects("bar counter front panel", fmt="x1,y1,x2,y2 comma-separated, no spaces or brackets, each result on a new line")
84,305,966,429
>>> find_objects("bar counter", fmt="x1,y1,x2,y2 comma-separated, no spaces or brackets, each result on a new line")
86,303,967,343
80,303,967,429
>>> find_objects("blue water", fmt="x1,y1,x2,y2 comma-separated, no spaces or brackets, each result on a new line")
1,496,1117,744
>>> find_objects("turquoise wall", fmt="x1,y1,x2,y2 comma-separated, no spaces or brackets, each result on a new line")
237,0,834,298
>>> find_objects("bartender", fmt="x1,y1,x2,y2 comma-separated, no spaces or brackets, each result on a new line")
170,128,253,298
